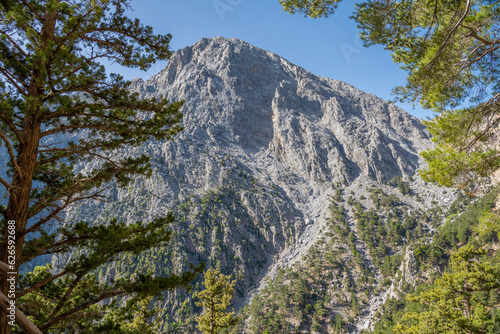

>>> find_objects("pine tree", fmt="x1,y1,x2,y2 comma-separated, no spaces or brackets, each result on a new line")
0,1,203,332
194,268,239,334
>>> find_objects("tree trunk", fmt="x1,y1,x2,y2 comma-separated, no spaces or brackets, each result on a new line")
0,123,41,334
463,296,471,319
0,7,57,333
211,300,215,334
0,291,42,334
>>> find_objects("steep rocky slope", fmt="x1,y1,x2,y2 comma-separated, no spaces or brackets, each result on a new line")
53,37,454,332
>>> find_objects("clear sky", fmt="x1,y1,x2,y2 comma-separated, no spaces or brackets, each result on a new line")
117,0,434,120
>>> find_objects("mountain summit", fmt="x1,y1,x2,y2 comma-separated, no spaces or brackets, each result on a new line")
131,36,429,184
61,37,452,332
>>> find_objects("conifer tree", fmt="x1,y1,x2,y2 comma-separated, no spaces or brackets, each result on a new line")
0,1,202,332
194,268,239,334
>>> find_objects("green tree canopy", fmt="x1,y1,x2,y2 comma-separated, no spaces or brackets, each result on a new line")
194,268,239,334
0,0,202,332
394,244,500,333
280,0,500,186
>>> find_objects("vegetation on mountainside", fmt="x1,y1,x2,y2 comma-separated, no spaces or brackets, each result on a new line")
369,187,500,334
245,183,500,334
90,156,301,332
246,182,432,333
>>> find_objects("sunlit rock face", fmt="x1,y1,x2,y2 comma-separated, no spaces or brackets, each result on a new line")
131,36,429,186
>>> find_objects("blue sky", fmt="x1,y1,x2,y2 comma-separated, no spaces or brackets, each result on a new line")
119,0,433,119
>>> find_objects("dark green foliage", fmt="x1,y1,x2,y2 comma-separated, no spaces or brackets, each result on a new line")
280,0,339,18
371,187,500,333
389,177,411,196
368,187,400,210
333,313,343,332
414,188,499,269
333,188,343,202
15,214,205,332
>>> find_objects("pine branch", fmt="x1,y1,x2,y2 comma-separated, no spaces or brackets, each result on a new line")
39,288,123,330
17,270,69,299
0,66,28,96
464,25,500,46
0,128,23,178
48,272,87,320
40,123,136,137
40,98,167,123
0,109,24,144
27,186,108,223
0,175,10,189
428,0,472,65
0,28,30,61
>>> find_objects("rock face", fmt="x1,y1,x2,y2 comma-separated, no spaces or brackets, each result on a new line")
130,37,429,185
54,37,453,332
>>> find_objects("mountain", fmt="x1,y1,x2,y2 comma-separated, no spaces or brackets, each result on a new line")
56,37,456,333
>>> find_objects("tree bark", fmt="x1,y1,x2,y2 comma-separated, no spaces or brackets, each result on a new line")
0,292,42,334
0,7,57,333
0,123,40,333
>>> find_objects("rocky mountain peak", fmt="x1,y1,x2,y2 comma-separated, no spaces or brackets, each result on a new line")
130,36,430,184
